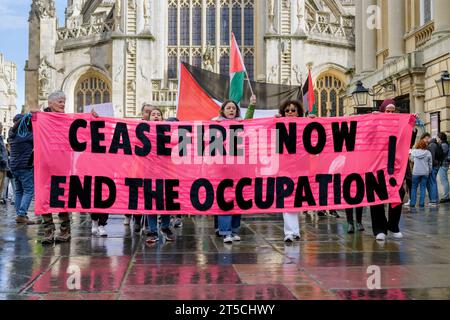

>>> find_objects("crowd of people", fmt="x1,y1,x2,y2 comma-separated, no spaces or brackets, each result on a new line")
2,91,449,246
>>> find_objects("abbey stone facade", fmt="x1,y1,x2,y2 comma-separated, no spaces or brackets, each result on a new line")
25,0,355,118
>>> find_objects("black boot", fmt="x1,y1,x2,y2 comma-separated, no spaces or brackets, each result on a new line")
357,222,365,231
347,223,355,234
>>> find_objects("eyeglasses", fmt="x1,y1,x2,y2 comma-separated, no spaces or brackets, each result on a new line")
385,110,396,113
284,108,297,113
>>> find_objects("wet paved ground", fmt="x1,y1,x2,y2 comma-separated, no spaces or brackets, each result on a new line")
1,202,450,300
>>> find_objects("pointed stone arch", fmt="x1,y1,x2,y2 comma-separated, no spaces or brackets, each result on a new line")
313,67,348,117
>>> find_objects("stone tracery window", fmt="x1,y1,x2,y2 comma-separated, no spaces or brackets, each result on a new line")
74,72,111,113
167,0,255,79
314,73,346,117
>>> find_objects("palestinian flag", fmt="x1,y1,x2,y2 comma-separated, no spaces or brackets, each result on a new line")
302,69,317,115
176,62,302,121
230,33,246,104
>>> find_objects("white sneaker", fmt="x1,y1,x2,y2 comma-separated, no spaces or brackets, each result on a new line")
284,234,294,243
232,234,241,242
98,226,108,237
376,233,386,241
91,220,99,235
124,216,131,225
223,235,233,244
391,232,403,239
404,200,410,207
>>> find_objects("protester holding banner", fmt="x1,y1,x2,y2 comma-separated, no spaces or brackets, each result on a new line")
409,139,432,208
8,114,36,225
370,100,407,241
278,100,303,242
145,108,176,244
124,102,155,232
41,91,72,245
213,95,256,244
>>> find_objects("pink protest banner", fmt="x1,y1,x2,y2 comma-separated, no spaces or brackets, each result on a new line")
32,112,415,215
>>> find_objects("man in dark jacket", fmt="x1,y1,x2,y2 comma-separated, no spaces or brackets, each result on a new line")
0,123,8,201
426,136,441,206
9,114,37,224
40,91,72,244
438,132,449,203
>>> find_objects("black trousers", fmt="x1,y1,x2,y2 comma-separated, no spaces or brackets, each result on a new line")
370,186,405,236
91,213,109,226
345,207,363,224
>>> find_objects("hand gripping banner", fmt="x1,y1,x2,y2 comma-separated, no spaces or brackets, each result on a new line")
32,112,415,215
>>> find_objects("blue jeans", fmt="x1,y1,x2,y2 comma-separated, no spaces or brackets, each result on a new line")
12,169,34,217
427,167,439,203
438,166,449,199
411,175,428,207
218,215,241,236
146,215,171,233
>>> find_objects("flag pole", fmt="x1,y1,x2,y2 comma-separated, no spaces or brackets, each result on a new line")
244,70,255,96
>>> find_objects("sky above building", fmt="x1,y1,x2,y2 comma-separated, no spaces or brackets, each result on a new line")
0,0,65,113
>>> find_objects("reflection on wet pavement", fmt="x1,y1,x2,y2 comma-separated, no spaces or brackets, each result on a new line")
1,204,450,300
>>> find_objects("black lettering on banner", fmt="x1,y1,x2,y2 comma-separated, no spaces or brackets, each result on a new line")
365,170,389,202
303,122,326,155
217,179,234,211
196,125,205,156
94,177,116,208
236,178,253,210
209,125,227,156
276,122,297,154
125,178,143,210
294,177,316,207
343,173,365,205
91,121,107,153
69,119,87,152
229,125,244,156
156,125,172,156
255,177,275,209
276,177,295,208
331,121,357,152
135,123,151,157
144,179,165,210
333,174,342,205
109,122,132,155
190,179,214,211
165,180,181,211
178,125,193,157
315,174,332,206
50,176,66,208
68,175,92,208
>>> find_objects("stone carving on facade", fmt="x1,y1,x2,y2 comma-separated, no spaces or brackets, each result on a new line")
30,0,56,20
127,79,136,92
268,65,278,83
267,0,276,34
38,59,52,98
115,0,122,32
127,39,136,55
202,44,215,72
114,65,123,82
292,65,303,85
143,0,151,33
139,66,148,81
128,0,136,10
295,0,306,34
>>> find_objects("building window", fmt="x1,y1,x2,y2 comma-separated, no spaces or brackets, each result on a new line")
167,0,255,78
168,6,178,45
74,72,111,113
420,0,434,25
315,73,346,117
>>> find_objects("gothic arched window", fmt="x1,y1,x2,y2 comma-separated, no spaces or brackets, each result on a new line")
74,72,111,113
167,0,255,79
315,73,346,117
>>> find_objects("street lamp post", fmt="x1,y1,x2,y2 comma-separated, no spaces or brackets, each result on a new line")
436,71,450,97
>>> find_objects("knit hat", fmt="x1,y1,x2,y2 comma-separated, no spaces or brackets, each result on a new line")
379,99,396,112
